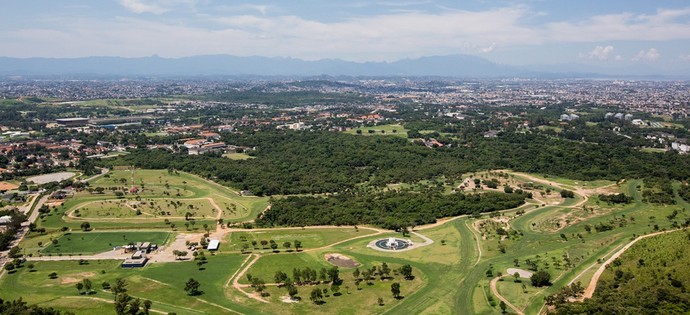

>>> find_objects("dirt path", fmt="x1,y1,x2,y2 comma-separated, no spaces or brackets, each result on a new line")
62,296,168,314
464,219,483,266
580,229,676,300
231,254,269,303
490,276,525,315
64,197,221,221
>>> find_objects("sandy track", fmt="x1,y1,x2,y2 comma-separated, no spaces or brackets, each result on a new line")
490,276,525,315
580,229,676,300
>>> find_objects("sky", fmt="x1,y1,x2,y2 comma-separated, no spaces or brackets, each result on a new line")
2,0,690,70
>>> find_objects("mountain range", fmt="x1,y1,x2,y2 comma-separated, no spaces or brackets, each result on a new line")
0,54,684,78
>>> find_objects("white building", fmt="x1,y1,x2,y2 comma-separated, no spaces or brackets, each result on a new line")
207,239,220,251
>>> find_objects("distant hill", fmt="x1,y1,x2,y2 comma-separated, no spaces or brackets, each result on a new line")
0,54,527,77
0,54,685,78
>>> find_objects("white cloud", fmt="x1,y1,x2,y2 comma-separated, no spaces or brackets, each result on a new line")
545,8,690,43
680,54,690,61
632,48,660,61
4,4,690,62
581,45,615,60
117,0,198,15
117,0,168,14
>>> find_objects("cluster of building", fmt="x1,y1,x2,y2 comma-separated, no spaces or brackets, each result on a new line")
121,242,158,268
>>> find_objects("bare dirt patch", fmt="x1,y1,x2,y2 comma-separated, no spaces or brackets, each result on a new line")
0,182,18,190
27,172,75,185
280,295,299,303
325,253,360,268
506,268,533,278
61,272,96,284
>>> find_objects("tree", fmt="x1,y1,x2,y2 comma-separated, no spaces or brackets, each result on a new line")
331,284,340,296
353,268,361,280
143,300,152,315
560,190,575,198
294,240,302,251
250,277,267,295
83,278,93,294
184,278,201,296
391,282,401,299
292,268,302,284
499,300,507,313
260,240,268,249
377,297,384,306
80,222,91,231
283,241,291,251
270,242,278,252
112,278,128,298
530,270,552,287
274,271,288,284
310,288,323,304
128,298,141,315
327,266,340,284
400,264,413,280
75,282,84,294
114,292,131,315
513,272,521,282
380,262,391,279
48,272,58,279
27,263,35,272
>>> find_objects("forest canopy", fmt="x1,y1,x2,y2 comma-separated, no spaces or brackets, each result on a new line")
116,131,690,196
256,190,528,229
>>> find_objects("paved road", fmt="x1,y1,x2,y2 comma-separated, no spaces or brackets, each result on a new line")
81,167,109,183
0,193,47,278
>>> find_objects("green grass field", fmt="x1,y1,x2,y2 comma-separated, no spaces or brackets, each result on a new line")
38,169,269,230
222,152,255,160
7,171,690,314
344,124,409,138
225,227,376,252
40,231,171,255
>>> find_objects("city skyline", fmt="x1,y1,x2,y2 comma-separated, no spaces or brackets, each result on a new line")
2,1,690,75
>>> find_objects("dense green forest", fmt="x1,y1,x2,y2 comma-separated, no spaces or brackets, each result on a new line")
119,132,471,195
117,130,690,196
256,190,528,229
551,230,690,314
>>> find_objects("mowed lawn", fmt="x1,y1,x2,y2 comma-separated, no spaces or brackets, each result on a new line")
225,227,377,252
0,255,254,315
0,259,124,314
41,231,171,255
40,169,269,230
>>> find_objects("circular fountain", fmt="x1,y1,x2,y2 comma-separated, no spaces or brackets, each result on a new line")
374,237,411,251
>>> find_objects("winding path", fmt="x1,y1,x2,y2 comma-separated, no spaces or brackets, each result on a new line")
490,276,525,315
580,229,676,300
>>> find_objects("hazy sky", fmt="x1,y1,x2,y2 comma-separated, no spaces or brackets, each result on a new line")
2,0,690,67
